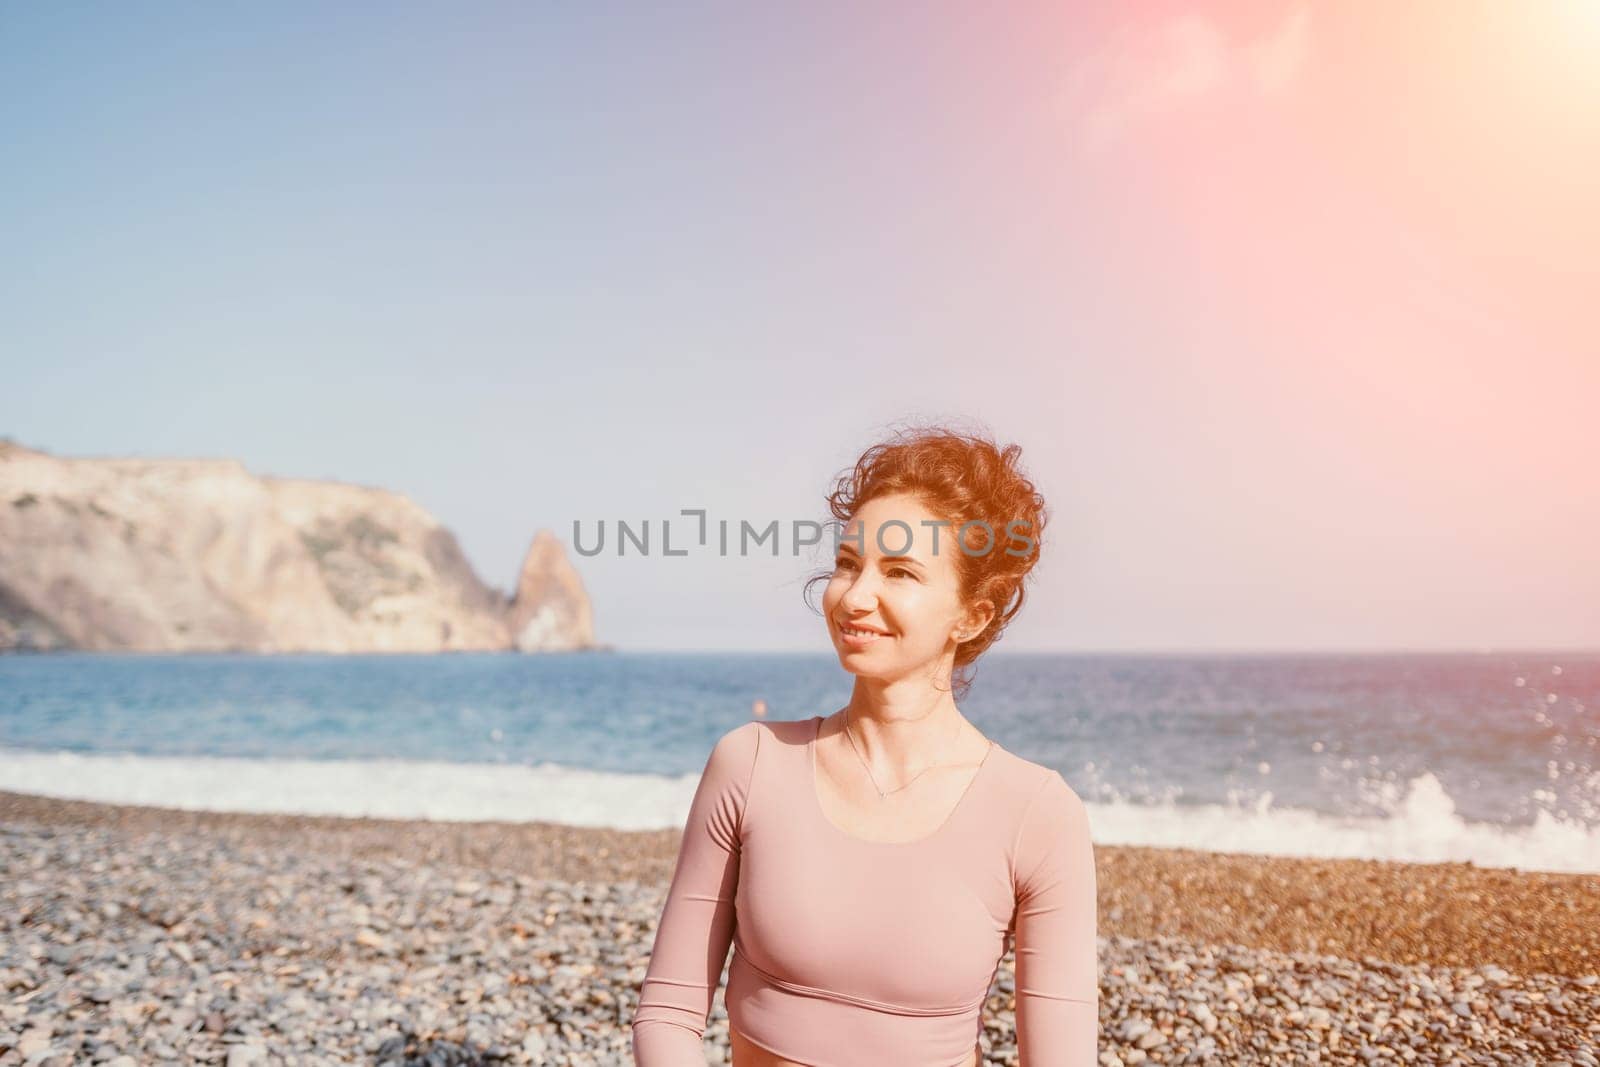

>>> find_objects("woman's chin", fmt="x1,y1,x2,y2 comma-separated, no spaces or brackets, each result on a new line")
835,646,895,674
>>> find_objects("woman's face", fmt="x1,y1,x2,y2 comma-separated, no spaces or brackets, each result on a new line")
822,492,987,681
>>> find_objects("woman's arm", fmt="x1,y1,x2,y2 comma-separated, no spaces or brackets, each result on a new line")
631,721,762,1065
1011,771,1099,1066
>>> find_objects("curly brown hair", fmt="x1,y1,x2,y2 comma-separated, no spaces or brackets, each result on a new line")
804,421,1049,699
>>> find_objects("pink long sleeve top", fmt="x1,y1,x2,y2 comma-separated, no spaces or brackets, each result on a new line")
630,715,1099,1066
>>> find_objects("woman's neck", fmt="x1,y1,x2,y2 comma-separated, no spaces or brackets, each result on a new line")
840,680,965,771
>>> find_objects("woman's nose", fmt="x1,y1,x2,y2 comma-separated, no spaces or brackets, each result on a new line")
840,571,880,609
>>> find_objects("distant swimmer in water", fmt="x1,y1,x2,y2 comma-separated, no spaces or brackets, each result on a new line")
751,699,768,719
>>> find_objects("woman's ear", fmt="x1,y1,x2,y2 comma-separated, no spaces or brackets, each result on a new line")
955,600,996,642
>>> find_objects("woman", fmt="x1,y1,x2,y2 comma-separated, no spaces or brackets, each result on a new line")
632,425,1098,1066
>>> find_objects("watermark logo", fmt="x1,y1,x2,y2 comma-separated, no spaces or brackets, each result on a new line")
572,510,1036,559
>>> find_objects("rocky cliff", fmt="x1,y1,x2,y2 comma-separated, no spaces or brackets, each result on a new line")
0,439,599,654
507,529,596,652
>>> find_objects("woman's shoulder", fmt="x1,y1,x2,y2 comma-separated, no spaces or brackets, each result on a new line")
980,749,1094,897
748,714,816,740
706,715,812,765
986,743,1067,795
982,745,1089,829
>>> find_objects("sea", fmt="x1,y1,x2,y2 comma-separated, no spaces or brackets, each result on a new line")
1,650,1596,875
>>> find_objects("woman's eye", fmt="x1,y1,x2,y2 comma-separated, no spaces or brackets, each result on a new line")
833,558,912,579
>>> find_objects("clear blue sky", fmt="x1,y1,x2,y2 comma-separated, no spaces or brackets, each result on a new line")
3,2,1596,652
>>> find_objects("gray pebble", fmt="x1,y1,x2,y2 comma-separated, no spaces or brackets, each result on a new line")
3,818,1597,1064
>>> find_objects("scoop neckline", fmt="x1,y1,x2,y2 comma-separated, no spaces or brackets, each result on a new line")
807,713,999,848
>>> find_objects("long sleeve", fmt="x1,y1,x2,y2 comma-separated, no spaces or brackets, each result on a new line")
1010,771,1099,1066
632,721,761,1066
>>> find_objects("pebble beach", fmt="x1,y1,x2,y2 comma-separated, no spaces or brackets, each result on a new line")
2,790,1597,1066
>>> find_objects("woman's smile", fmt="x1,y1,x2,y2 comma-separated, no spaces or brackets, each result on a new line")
839,623,890,648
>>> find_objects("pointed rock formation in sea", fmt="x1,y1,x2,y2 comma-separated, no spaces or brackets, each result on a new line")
507,529,596,652
0,438,600,654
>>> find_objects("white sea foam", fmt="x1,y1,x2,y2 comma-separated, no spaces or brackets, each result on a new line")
0,747,695,831
2,748,1596,874
1084,771,1600,875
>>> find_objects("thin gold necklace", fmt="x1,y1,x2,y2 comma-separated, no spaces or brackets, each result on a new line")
842,704,965,799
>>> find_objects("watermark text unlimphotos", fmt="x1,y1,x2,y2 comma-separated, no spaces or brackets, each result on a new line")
572,510,1036,559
